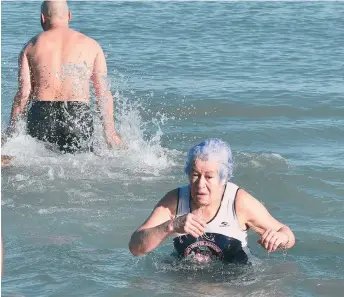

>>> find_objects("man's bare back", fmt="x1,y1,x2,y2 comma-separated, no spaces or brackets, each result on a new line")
3,0,123,152
27,27,99,102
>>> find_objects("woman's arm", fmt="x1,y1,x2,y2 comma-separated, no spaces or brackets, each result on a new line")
128,189,178,256
236,189,295,252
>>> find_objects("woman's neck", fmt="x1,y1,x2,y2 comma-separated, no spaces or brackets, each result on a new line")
191,186,226,222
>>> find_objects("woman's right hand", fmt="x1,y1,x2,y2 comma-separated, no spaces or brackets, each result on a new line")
172,214,206,238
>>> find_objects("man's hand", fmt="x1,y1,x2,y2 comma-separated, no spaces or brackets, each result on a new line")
106,132,125,148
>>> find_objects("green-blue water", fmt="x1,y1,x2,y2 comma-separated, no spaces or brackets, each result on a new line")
1,1,344,297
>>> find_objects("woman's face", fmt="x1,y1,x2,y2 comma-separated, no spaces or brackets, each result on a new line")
189,159,225,207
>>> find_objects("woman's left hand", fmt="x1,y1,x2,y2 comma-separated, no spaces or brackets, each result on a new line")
257,229,289,252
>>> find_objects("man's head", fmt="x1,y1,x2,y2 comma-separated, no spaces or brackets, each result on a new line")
41,0,71,30
185,138,234,206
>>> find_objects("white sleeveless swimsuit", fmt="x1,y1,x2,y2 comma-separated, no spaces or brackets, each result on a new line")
173,182,252,263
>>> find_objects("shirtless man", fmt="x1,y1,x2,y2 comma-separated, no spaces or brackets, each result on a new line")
3,0,123,153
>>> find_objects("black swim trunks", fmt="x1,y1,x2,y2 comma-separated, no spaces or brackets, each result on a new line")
27,101,94,154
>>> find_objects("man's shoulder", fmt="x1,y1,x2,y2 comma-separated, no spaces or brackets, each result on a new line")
20,34,40,54
72,30,101,49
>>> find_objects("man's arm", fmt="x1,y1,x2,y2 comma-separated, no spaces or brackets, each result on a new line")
128,189,178,256
4,49,32,141
236,189,295,252
91,43,123,147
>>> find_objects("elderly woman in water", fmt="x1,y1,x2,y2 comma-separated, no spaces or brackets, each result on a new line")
129,138,295,263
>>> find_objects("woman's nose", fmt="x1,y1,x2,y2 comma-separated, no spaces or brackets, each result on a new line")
197,175,206,188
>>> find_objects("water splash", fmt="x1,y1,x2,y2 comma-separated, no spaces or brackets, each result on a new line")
2,86,181,179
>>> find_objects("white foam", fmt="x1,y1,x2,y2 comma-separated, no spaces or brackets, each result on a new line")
236,151,289,170
1,90,182,180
